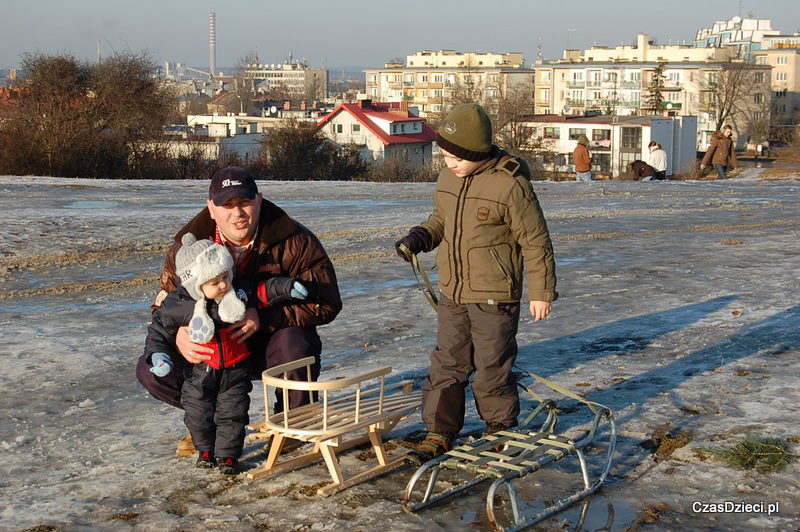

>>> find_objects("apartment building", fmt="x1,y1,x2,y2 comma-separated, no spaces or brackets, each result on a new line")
753,46,800,126
243,61,328,102
534,34,771,149
695,15,781,61
364,50,533,118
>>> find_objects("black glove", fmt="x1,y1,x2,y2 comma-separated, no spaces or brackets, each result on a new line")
394,226,432,262
257,277,308,307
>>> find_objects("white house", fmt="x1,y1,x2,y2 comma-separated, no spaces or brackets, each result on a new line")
314,99,437,165
515,114,697,178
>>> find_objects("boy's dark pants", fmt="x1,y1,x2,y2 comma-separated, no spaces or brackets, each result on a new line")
422,296,521,436
182,363,252,459
136,326,321,412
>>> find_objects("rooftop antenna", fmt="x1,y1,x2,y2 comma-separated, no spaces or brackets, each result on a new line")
209,11,216,80
537,38,543,61
97,40,101,62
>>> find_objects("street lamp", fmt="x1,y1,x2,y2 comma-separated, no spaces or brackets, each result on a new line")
236,94,243,115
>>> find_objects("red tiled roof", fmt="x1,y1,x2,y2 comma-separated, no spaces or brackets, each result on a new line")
315,103,437,146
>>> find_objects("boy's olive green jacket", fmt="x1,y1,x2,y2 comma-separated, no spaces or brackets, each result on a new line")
420,147,558,304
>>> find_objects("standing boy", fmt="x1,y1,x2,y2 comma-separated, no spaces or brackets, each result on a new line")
395,103,558,462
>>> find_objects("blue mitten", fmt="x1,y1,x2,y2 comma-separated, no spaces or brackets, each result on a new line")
290,281,308,300
150,352,173,377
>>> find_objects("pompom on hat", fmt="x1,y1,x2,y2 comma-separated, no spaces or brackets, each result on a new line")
175,233,245,343
436,103,493,162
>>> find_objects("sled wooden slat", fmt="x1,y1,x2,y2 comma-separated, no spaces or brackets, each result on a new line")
246,356,421,495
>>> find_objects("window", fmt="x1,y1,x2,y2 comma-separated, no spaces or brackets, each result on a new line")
621,127,641,149
351,124,361,134
752,111,764,121
541,71,551,82
592,129,611,141
418,74,428,83
777,56,788,65
754,72,764,83
754,93,764,104
756,56,767,65
433,74,443,83
335,124,343,134
431,104,441,112
667,91,681,102
630,72,641,82
605,72,618,83
568,128,586,140
543,127,560,139
776,72,787,81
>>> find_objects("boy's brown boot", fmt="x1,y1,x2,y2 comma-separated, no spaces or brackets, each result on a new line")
406,432,453,466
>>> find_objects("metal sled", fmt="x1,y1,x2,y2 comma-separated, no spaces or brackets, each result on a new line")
403,380,616,531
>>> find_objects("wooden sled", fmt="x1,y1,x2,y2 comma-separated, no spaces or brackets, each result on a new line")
403,395,616,531
246,356,422,495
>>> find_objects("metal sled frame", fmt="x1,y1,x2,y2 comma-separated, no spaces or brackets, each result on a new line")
403,399,616,531
247,357,422,495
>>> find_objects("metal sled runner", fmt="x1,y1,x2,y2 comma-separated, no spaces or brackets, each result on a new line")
403,376,616,531
247,357,422,495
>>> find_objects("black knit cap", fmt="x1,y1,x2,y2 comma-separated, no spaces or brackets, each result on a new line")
436,103,493,162
208,166,258,206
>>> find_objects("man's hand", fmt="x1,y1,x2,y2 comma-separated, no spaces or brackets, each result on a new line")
176,326,213,364
529,301,552,322
229,307,260,343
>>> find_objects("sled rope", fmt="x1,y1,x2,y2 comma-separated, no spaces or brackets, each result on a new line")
398,243,439,312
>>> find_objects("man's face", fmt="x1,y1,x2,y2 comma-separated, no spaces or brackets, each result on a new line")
441,148,485,177
207,193,261,246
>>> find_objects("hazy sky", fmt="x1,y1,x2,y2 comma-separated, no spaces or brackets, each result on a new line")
3,0,799,71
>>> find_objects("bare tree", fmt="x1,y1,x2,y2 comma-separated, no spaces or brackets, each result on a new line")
0,51,178,178
701,62,770,131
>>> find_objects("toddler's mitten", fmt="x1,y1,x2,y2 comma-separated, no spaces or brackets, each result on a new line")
149,352,173,377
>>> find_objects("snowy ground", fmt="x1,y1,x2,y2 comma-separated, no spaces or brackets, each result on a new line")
0,171,799,531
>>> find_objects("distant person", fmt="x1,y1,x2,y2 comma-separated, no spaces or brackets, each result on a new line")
143,233,260,475
647,141,668,180
394,103,558,463
573,135,594,181
136,166,342,457
700,125,738,179
628,160,657,181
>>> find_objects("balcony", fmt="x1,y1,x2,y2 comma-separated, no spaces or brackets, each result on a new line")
567,80,586,88
621,81,641,88
567,99,585,106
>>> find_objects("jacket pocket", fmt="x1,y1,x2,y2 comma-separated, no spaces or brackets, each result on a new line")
436,239,451,287
467,244,514,295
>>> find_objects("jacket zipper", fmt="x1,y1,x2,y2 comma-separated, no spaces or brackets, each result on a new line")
490,247,514,299
453,175,471,302
216,332,224,369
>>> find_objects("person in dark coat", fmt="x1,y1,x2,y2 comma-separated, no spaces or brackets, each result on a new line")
628,160,657,181
136,166,341,457
701,125,738,179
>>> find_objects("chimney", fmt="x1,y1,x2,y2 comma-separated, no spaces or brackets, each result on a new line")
358,98,372,108
637,33,649,62
209,12,217,79
284,101,291,110
301,101,307,111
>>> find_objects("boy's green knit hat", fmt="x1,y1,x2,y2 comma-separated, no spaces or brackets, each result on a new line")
436,103,493,161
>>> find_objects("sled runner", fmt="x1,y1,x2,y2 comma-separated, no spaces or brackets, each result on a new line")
403,374,616,531
246,356,422,495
